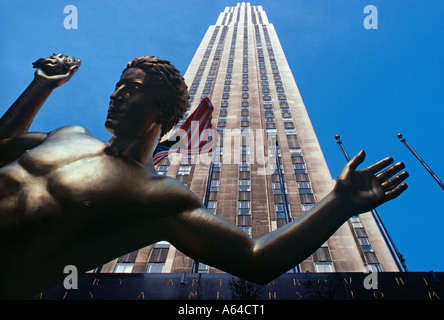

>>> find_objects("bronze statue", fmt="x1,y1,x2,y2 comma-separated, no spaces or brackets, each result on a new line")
0,54,408,299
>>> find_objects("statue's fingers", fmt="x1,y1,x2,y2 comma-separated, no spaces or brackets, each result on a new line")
348,150,366,170
381,171,409,191
366,157,394,174
376,161,405,182
67,64,80,75
385,183,408,201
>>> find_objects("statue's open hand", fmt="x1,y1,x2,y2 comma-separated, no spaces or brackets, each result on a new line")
33,53,81,88
334,150,408,215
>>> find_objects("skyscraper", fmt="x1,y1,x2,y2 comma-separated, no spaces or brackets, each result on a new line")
98,2,402,276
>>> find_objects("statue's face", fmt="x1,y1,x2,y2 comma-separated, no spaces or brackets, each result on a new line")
106,68,160,137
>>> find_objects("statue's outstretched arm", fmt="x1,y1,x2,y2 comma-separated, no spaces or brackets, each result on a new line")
162,151,408,284
0,54,80,141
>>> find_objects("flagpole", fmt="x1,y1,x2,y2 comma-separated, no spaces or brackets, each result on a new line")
335,135,407,272
397,133,444,191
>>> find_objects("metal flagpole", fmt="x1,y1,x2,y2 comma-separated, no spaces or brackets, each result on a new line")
397,133,444,191
335,135,407,272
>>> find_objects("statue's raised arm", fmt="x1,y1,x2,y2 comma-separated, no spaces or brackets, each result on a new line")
0,54,81,141
0,54,80,166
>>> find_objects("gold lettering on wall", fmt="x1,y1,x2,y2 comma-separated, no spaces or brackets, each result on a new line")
394,277,405,286
427,291,440,300
373,290,384,299
166,278,174,286
349,290,355,299
268,291,277,300
293,278,302,286
343,277,352,285
118,278,124,286
191,278,199,286
188,291,198,299
137,291,145,300
91,278,100,286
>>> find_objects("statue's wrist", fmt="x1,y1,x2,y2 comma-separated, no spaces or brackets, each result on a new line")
327,189,357,221
32,75,57,91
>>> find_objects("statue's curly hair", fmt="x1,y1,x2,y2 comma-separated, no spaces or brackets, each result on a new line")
122,56,189,137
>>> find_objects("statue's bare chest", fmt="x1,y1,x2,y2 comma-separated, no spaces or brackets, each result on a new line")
1,126,141,214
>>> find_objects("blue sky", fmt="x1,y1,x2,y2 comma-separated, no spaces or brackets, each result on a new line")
0,0,443,272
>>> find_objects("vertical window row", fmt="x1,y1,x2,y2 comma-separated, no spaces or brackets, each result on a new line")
237,17,251,238
261,25,316,212
205,23,238,220
262,24,334,272
349,216,382,272
188,26,220,104
252,6,264,25
175,25,228,188
255,24,293,233
255,24,284,227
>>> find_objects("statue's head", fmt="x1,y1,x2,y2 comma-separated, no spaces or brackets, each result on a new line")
106,56,189,138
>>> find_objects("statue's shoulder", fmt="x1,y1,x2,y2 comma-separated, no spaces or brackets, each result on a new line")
147,174,203,210
49,125,93,137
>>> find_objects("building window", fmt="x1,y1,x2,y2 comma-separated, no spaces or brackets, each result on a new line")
207,200,217,214
297,182,311,189
114,263,134,273
238,200,251,208
239,226,252,237
364,252,379,264
289,148,302,156
368,264,382,272
358,237,371,246
210,179,220,191
301,204,315,212
300,193,315,204
314,262,335,273
237,214,251,226
352,222,364,228
178,165,192,175
239,179,251,191
147,263,164,273
298,188,313,194
150,246,167,258
156,165,169,176
198,263,210,273
313,247,332,262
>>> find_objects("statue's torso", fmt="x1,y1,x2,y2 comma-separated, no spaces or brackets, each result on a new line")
0,125,156,228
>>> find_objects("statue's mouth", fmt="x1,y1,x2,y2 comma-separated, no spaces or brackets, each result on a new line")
107,103,124,115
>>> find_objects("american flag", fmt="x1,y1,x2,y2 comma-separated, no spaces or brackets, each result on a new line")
152,97,218,165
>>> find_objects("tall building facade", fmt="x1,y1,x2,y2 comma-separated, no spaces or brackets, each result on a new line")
99,2,400,276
